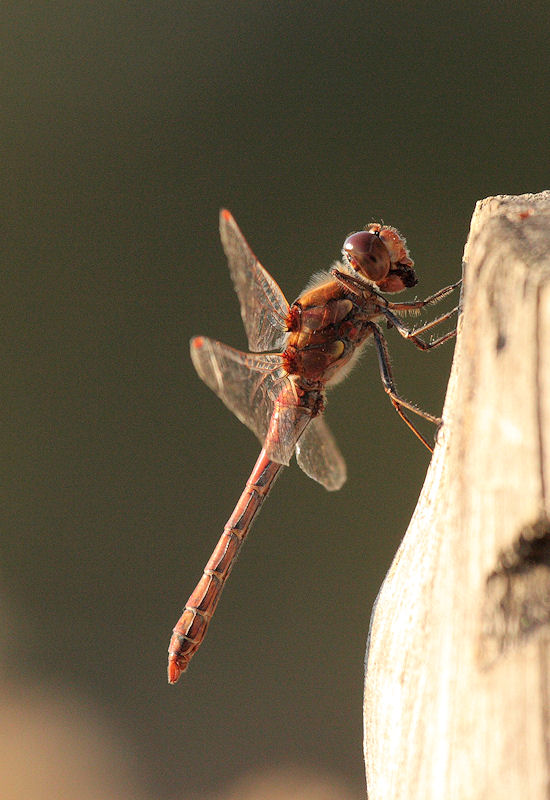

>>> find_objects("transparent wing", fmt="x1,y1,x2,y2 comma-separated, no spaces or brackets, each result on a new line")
219,209,289,352
263,400,315,467
295,416,347,491
190,336,291,447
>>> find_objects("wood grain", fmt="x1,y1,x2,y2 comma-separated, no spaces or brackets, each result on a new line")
364,191,550,799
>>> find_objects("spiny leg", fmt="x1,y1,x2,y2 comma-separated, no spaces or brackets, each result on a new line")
368,322,440,453
387,279,461,313
381,306,458,351
331,271,461,314
330,267,380,299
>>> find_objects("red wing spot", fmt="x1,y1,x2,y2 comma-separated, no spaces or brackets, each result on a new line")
193,336,204,349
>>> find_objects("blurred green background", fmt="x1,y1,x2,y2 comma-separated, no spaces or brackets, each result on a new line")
2,2,549,798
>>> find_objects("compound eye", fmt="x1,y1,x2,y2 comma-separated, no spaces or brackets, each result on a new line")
342,231,390,282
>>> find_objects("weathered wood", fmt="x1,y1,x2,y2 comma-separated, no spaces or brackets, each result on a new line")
364,191,550,799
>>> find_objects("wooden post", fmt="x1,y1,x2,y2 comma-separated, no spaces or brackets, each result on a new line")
364,191,550,799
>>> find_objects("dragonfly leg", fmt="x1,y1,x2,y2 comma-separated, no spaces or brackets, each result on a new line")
330,268,386,302
380,306,459,351
367,322,440,453
387,279,462,312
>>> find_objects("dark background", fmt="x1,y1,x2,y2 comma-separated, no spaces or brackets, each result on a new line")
2,2,549,798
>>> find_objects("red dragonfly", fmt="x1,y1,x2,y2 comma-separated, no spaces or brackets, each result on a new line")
168,209,459,683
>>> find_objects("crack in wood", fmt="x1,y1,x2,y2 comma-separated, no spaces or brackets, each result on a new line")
480,515,550,667
536,278,549,507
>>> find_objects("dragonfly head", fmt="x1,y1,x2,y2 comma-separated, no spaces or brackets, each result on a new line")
342,225,418,293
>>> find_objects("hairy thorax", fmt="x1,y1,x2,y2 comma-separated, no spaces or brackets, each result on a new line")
283,274,378,387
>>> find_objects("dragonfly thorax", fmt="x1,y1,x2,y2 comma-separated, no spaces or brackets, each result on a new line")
284,276,375,385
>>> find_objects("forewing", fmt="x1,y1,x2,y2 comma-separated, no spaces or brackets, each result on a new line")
295,416,347,491
219,209,289,352
190,336,290,446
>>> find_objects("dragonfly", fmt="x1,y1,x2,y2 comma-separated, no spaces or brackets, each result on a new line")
167,209,460,683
